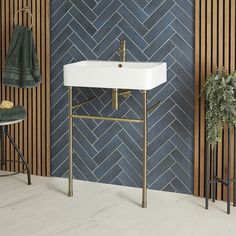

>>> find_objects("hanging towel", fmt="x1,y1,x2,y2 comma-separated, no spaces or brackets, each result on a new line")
2,26,41,88
0,106,26,121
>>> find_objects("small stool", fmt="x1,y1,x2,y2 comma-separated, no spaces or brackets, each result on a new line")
0,119,31,185
205,127,236,214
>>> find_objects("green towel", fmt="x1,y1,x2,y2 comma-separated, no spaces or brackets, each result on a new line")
0,106,26,121
3,26,41,88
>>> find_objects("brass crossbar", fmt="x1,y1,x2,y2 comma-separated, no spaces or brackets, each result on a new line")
73,97,97,109
148,101,161,113
71,114,144,124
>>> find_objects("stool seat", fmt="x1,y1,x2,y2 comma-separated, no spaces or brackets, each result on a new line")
0,119,23,126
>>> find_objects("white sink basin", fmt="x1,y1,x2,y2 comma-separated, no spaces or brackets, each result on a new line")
63,61,167,90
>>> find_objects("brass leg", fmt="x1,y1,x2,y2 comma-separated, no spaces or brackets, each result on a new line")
142,90,147,208
68,86,73,197
112,89,119,110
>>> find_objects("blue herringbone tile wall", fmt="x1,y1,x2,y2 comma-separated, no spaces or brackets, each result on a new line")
51,0,194,194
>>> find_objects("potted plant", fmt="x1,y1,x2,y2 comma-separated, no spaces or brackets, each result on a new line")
201,69,236,149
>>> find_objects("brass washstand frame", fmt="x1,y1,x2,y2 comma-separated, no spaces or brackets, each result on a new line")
67,40,160,208
68,88,148,208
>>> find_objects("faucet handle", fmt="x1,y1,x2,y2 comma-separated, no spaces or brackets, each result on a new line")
120,39,126,47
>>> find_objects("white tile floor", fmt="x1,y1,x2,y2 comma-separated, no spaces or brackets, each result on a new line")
0,172,235,236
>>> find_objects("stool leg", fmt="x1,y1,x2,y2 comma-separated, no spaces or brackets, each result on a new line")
205,144,210,209
6,132,31,185
234,127,236,207
212,147,216,202
227,128,231,214
0,127,4,166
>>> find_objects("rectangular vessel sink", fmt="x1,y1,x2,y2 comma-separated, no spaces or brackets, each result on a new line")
64,61,167,90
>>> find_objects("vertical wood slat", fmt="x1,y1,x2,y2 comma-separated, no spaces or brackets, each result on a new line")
230,0,236,201
217,0,224,200
223,0,230,201
195,0,236,201
199,0,206,197
194,0,200,196
0,0,50,177
206,0,212,200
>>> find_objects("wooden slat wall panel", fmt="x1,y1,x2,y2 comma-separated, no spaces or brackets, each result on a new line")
0,0,50,176
195,0,236,201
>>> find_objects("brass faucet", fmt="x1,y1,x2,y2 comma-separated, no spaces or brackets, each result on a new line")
112,40,128,110
118,40,126,62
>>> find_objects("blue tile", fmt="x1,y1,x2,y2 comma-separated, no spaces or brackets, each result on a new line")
73,127,98,157
174,0,194,19
171,48,194,78
171,62,194,90
144,25,175,57
94,123,122,151
148,142,175,171
93,27,122,56
149,112,175,141
170,120,193,148
51,39,72,65
69,33,97,59
171,134,193,162
171,149,193,177
149,98,175,126
52,27,73,55
171,177,191,194
93,0,113,15
83,0,97,9
150,170,175,190
119,0,148,22
171,163,193,191
51,1,72,26
144,12,175,44
94,151,122,179
100,165,122,183
149,40,175,62
118,6,148,36
93,0,121,29
93,13,122,42
163,183,176,192
171,33,193,62
148,127,175,156
118,144,142,174
171,5,194,33
171,105,194,134
73,152,97,182
118,171,137,187
144,0,174,28
118,130,142,159
144,0,165,15
148,155,175,184
170,91,194,121
118,158,142,187
171,76,194,106
70,0,97,22
93,138,122,165
69,6,97,35
171,18,194,46
118,20,148,50
69,20,97,49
